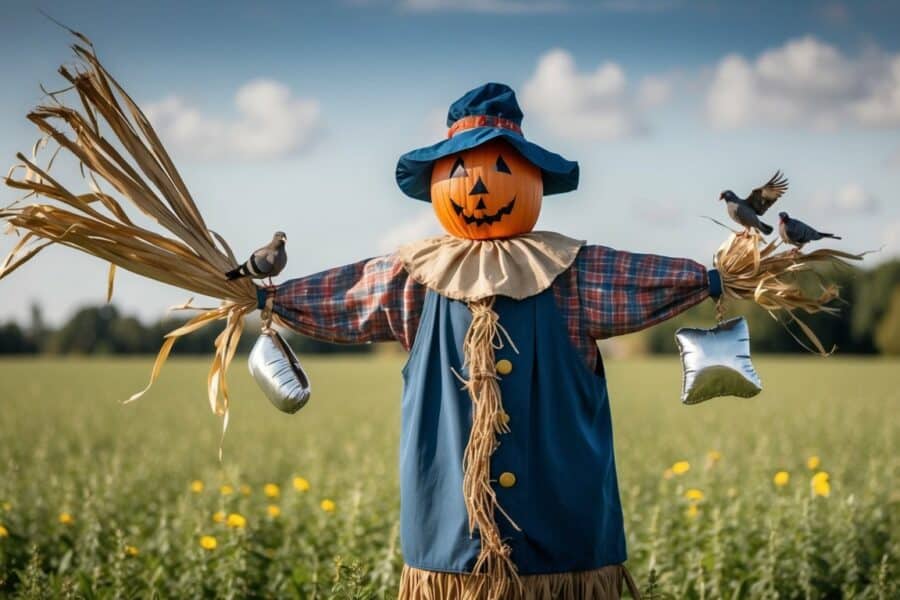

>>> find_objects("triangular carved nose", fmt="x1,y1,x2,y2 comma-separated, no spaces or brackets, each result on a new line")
475,198,486,210
469,177,488,195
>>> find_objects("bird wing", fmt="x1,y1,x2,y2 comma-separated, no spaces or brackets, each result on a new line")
250,245,276,275
746,170,788,215
788,218,818,243
271,248,287,276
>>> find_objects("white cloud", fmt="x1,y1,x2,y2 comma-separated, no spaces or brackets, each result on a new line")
809,183,878,215
144,80,322,161
706,36,900,130
636,75,673,108
376,211,443,252
521,49,669,140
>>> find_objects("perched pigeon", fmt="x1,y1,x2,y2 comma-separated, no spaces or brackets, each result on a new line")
225,231,288,285
719,171,789,235
778,212,841,250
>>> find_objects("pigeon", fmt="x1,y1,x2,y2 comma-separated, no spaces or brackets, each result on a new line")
719,171,789,235
225,231,287,285
778,212,841,250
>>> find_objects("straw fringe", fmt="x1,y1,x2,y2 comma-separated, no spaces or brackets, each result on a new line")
0,35,270,454
714,230,866,355
399,564,640,600
453,297,522,600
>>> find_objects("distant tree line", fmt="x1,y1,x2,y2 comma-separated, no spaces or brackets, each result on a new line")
2,259,898,355
645,259,900,355
0,303,373,356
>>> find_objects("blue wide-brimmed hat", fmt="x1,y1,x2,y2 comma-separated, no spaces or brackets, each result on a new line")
396,83,579,202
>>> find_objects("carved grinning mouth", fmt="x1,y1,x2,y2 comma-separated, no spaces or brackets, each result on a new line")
449,196,516,226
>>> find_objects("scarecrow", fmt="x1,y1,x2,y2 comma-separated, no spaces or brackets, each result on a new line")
1,41,862,600
260,82,715,598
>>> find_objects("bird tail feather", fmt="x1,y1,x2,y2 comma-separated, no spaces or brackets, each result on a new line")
822,233,841,240
758,221,773,235
225,265,245,280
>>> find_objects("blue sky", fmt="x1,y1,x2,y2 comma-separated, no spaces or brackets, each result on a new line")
1,0,898,324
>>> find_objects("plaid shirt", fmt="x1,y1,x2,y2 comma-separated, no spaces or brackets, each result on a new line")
273,246,710,369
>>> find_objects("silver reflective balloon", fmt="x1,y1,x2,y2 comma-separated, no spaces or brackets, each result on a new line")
675,317,762,405
248,329,311,414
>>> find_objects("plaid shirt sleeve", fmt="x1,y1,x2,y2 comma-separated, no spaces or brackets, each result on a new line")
271,254,425,349
573,244,711,339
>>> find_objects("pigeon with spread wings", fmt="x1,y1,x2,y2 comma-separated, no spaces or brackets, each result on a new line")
719,171,789,235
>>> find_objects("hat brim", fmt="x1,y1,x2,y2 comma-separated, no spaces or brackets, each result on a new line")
396,128,579,202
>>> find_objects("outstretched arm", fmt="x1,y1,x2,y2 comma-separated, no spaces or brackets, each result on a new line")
268,254,425,349
574,245,720,339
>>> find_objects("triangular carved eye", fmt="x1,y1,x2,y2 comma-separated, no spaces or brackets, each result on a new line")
495,155,511,174
450,157,467,178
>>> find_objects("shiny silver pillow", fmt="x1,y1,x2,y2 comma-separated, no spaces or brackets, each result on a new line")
675,316,762,405
248,329,311,414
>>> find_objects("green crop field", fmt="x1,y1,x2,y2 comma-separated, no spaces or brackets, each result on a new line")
0,356,897,598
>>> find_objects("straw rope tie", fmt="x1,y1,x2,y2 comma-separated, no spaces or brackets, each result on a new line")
455,296,522,600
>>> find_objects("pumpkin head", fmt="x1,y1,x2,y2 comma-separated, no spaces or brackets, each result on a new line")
430,139,543,240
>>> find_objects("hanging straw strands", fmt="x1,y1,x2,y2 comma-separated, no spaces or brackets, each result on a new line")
0,36,266,451
714,230,866,355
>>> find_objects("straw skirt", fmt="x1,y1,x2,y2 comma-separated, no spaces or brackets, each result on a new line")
398,564,640,600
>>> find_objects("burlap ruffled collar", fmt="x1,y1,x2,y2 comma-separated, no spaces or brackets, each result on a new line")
396,231,585,302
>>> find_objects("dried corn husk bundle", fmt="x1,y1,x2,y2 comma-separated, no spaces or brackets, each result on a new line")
0,36,268,450
714,230,865,355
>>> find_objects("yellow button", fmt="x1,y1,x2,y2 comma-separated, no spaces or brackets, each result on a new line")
495,359,513,375
498,472,516,488
497,411,510,426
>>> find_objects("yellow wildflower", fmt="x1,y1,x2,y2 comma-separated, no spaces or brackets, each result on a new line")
672,461,690,475
811,471,831,497
212,511,225,524
686,504,699,518
707,450,722,462
220,484,234,496
662,468,674,480
59,512,74,525
684,488,704,502
264,483,280,498
0,524,8,538
726,487,738,498
320,499,336,513
2,502,11,511
190,480,204,493
267,504,281,518
293,477,310,492
240,484,252,496
226,513,247,529
774,471,790,487
124,545,139,557
200,535,217,550
807,456,821,470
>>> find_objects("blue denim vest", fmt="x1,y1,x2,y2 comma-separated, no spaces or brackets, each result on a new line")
399,287,626,575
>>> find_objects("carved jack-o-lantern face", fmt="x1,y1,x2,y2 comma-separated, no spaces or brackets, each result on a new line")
430,139,543,240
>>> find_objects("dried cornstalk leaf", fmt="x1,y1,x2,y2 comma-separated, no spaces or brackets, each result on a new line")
714,230,865,354
106,263,116,303
0,35,259,453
